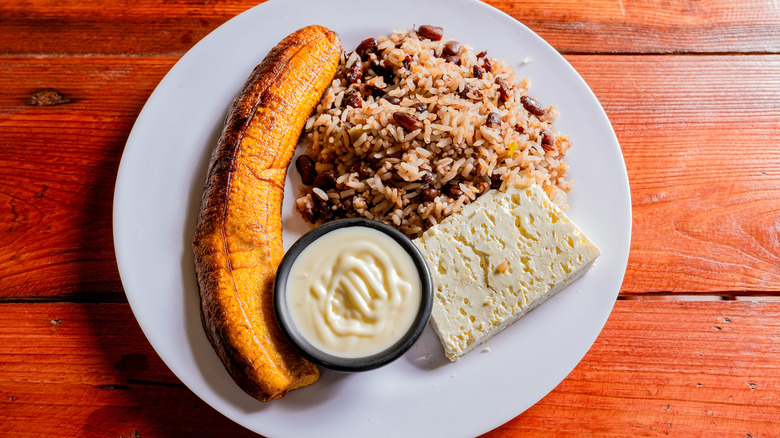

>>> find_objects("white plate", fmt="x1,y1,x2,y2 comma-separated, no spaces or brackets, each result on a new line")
113,0,631,436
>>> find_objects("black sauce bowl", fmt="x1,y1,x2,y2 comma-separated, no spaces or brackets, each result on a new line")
273,218,432,372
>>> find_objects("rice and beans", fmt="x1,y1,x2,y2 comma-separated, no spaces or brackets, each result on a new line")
294,25,573,238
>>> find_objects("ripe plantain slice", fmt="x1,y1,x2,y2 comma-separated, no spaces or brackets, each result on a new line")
193,25,341,401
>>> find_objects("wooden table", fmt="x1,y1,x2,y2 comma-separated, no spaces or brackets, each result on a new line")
1,0,778,436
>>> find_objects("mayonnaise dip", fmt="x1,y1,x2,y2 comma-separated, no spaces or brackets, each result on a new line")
285,226,421,358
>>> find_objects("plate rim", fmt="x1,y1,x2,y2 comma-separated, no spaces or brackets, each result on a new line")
113,0,631,436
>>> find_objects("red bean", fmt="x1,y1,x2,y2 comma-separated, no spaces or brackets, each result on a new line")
313,170,337,190
369,58,395,84
355,38,377,59
490,173,503,189
346,62,363,84
482,57,492,72
495,77,510,103
312,195,333,222
418,171,434,183
475,181,490,195
420,187,440,202
473,65,485,79
443,40,461,56
459,84,473,99
393,111,422,131
403,55,411,70
412,102,428,113
344,90,362,108
521,95,545,116
513,124,525,134
418,25,444,41
486,112,501,128
541,129,555,151
444,184,463,198
295,155,316,186
301,206,316,223
363,83,384,98
384,95,401,105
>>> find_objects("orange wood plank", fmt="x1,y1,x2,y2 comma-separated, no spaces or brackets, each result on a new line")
482,300,780,437
2,55,778,298
0,57,177,298
488,0,780,54
0,0,778,55
2,54,779,298
1,301,778,436
566,54,780,294
0,302,255,437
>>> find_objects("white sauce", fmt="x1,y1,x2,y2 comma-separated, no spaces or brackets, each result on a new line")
286,226,421,358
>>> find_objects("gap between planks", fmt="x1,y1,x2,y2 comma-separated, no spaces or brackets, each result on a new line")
2,293,779,304
5,51,780,59
619,292,780,301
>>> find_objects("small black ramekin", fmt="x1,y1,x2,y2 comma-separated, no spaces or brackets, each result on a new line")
273,218,432,372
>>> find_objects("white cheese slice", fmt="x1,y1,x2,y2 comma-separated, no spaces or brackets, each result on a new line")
413,183,600,361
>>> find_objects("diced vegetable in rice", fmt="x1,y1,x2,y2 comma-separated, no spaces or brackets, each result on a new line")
295,27,573,238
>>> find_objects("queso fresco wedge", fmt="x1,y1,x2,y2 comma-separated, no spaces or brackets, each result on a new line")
414,183,600,361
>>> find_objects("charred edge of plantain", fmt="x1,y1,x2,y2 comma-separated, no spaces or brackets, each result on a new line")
193,25,341,402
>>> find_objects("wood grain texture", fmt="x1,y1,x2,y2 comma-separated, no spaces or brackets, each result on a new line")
566,54,780,294
0,57,177,298
487,0,780,54
481,300,780,437
0,0,779,55
0,303,256,437
2,54,778,298
1,301,778,437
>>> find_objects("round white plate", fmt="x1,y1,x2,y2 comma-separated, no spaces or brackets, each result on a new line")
113,0,631,436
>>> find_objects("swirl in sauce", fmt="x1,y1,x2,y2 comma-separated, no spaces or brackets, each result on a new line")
286,226,421,358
